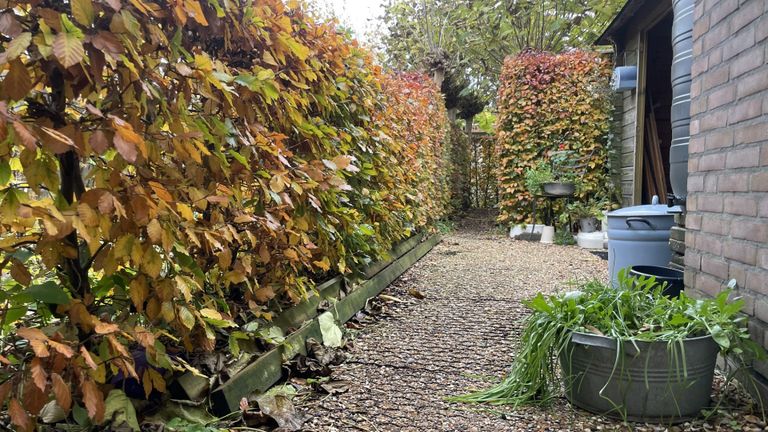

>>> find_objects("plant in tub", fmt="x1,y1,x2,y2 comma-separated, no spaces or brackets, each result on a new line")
450,272,764,422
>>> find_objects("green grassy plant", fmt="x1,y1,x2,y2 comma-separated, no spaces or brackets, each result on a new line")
450,271,764,410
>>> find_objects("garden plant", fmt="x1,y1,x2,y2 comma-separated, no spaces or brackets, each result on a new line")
0,0,450,429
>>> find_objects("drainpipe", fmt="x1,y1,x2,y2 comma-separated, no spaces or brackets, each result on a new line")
669,0,695,208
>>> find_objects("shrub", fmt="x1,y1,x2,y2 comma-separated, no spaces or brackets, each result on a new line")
0,0,449,427
496,50,614,224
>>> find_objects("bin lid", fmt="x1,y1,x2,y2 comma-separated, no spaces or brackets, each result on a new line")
607,196,675,218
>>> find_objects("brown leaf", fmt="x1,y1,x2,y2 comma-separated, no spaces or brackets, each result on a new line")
30,357,48,391
48,340,75,358
81,378,105,423
148,181,173,202
53,32,85,68
9,399,32,432
4,59,32,101
80,347,98,370
12,121,37,150
105,0,122,11
51,373,72,412
0,11,23,37
0,380,13,407
94,321,120,334
113,133,137,163
89,130,110,154
22,380,46,415
129,277,149,312
91,31,125,56
10,259,32,285
146,218,162,243
17,327,48,341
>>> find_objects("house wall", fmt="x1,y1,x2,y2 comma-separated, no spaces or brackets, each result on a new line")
685,0,768,385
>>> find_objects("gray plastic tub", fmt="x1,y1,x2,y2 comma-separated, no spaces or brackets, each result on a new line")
560,331,718,423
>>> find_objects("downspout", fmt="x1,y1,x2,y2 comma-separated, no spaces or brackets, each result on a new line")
669,0,695,208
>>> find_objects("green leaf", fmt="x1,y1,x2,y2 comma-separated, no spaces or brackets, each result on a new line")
71,0,95,26
4,32,32,61
710,325,730,349
178,306,196,329
104,390,140,431
24,281,70,305
0,159,11,186
318,312,342,348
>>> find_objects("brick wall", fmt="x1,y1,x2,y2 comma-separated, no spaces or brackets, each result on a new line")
686,0,768,382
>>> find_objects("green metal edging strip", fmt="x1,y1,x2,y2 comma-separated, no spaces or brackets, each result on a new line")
210,233,441,415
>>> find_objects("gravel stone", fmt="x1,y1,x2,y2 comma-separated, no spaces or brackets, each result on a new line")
298,221,761,431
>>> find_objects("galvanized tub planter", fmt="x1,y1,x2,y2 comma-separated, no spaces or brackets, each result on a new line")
560,331,719,423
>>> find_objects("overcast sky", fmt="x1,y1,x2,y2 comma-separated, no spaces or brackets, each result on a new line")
317,0,386,43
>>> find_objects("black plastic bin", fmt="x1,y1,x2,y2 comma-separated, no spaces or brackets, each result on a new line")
629,265,684,298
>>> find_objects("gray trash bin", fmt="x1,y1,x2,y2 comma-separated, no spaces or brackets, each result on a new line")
607,196,677,286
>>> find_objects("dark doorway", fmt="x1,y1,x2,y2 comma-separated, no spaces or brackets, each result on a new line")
642,12,674,204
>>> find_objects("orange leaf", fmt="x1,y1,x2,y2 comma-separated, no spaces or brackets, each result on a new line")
9,399,32,432
48,340,74,358
80,347,98,370
148,181,173,202
94,321,120,334
80,378,105,423
30,357,47,391
113,133,137,163
0,380,13,407
51,373,72,411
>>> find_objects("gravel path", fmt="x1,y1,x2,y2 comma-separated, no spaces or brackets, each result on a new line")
298,224,761,431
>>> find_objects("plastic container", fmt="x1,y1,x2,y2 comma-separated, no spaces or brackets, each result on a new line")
607,196,677,286
629,265,684,297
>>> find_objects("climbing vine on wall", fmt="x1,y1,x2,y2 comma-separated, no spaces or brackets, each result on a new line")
0,0,449,428
496,50,613,224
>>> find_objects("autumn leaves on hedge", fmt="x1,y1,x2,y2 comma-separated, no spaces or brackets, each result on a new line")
496,50,612,224
0,0,449,428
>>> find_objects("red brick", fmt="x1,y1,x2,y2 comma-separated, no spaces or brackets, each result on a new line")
760,197,768,217
684,271,696,291
711,0,739,25
718,172,750,191
687,195,699,211
739,292,755,316
686,230,697,248
734,123,767,146
693,12,710,40
703,20,731,52
699,195,724,212
725,196,758,216
729,46,765,78
702,66,729,90
689,155,700,172
704,174,719,192
697,272,724,297
757,15,768,43
731,219,768,243
736,70,768,98
726,146,761,168
692,56,708,78
700,110,729,131
702,214,729,234
690,118,700,135
751,171,768,192
730,262,749,287
746,270,768,295
723,25,756,61
759,248,768,270
699,154,725,171
702,255,730,279
685,250,702,270
730,0,763,33
762,143,768,166
708,85,736,108
704,129,733,150
690,136,706,154
724,239,758,265
688,174,705,192
729,97,763,124
686,214,702,230
696,232,724,255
